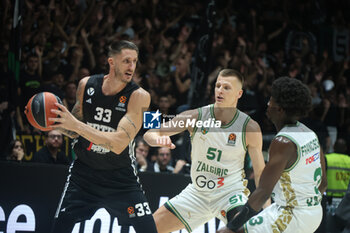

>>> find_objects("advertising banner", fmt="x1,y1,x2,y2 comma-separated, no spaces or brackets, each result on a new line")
0,162,229,233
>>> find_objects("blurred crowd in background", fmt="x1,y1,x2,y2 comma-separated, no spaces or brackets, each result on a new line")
0,0,349,171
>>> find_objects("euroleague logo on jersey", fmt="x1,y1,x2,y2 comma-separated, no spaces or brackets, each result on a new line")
115,96,127,112
119,96,127,103
221,210,226,217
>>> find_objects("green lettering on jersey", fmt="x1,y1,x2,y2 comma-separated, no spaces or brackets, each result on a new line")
206,147,223,162
301,138,320,157
195,161,228,177
200,163,206,172
210,166,215,173
196,161,202,172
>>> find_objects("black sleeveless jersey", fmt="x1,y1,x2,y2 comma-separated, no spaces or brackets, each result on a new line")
73,74,140,170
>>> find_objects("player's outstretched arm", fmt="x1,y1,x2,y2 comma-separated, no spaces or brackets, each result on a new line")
50,87,150,155
144,109,198,148
245,120,265,190
245,119,271,208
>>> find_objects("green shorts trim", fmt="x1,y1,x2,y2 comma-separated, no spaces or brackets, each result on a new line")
244,223,249,233
165,201,192,232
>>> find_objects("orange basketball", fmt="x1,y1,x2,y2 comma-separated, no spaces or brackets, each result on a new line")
24,92,62,131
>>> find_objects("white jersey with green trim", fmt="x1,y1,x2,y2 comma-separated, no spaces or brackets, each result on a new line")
190,104,251,193
272,122,322,207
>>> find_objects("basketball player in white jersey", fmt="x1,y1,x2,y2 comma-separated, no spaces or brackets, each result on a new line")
144,69,268,233
217,76,328,233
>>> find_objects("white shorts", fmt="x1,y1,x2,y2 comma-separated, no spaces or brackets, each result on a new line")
244,203,322,233
165,183,249,232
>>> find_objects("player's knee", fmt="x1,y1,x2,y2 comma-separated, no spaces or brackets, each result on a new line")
153,205,183,233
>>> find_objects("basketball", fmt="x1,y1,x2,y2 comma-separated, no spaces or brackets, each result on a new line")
24,92,62,131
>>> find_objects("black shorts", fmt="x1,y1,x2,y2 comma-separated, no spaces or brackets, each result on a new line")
52,160,157,233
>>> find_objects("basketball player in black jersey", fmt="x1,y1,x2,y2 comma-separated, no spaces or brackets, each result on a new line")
49,41,157,232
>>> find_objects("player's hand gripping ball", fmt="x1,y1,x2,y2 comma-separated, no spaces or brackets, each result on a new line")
24,92,62,131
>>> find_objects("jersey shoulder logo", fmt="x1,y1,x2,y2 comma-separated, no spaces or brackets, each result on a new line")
201,126,209,134
227,133,236,146
87,87,95,96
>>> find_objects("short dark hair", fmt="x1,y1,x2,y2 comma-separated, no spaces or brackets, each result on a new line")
271,77,312,119
108,40,139,57
218,69,244,85
157,147,171,155
135,136,148,148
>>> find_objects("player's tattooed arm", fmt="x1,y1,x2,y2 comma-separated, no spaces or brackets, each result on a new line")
125,115,137,131
71,101,83,121
71,79,84,121
57,77,87,138
57,127,79,139
117,125,131,140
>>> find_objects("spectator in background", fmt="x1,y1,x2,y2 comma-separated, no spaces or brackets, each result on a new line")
173,158,191,175
32,130,68,165
19,53,42,111
158,94,175,117
148,147,174,173
61,46,84,82
322,86,338,153
62,81,77,112
171,56,191,111
40,72,65,100
77,67,90,82
335,182,350,233
302,103,331,153
6,140,25,162
0,44,23,143
91,52,109,75
134,136,152,172
325,138,350,232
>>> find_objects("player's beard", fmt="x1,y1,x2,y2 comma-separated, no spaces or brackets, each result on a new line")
114,66,132,84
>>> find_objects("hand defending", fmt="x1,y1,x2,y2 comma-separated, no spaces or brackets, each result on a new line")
156,136,176,149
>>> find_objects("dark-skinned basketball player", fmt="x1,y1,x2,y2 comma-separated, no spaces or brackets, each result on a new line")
49,41,157,232
217,77,327,233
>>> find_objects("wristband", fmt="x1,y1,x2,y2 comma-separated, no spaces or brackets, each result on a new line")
226,203,258,231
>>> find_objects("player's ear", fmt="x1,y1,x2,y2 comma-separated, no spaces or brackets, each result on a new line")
277,105,284,114
237,89,243,99
108,57,114,67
